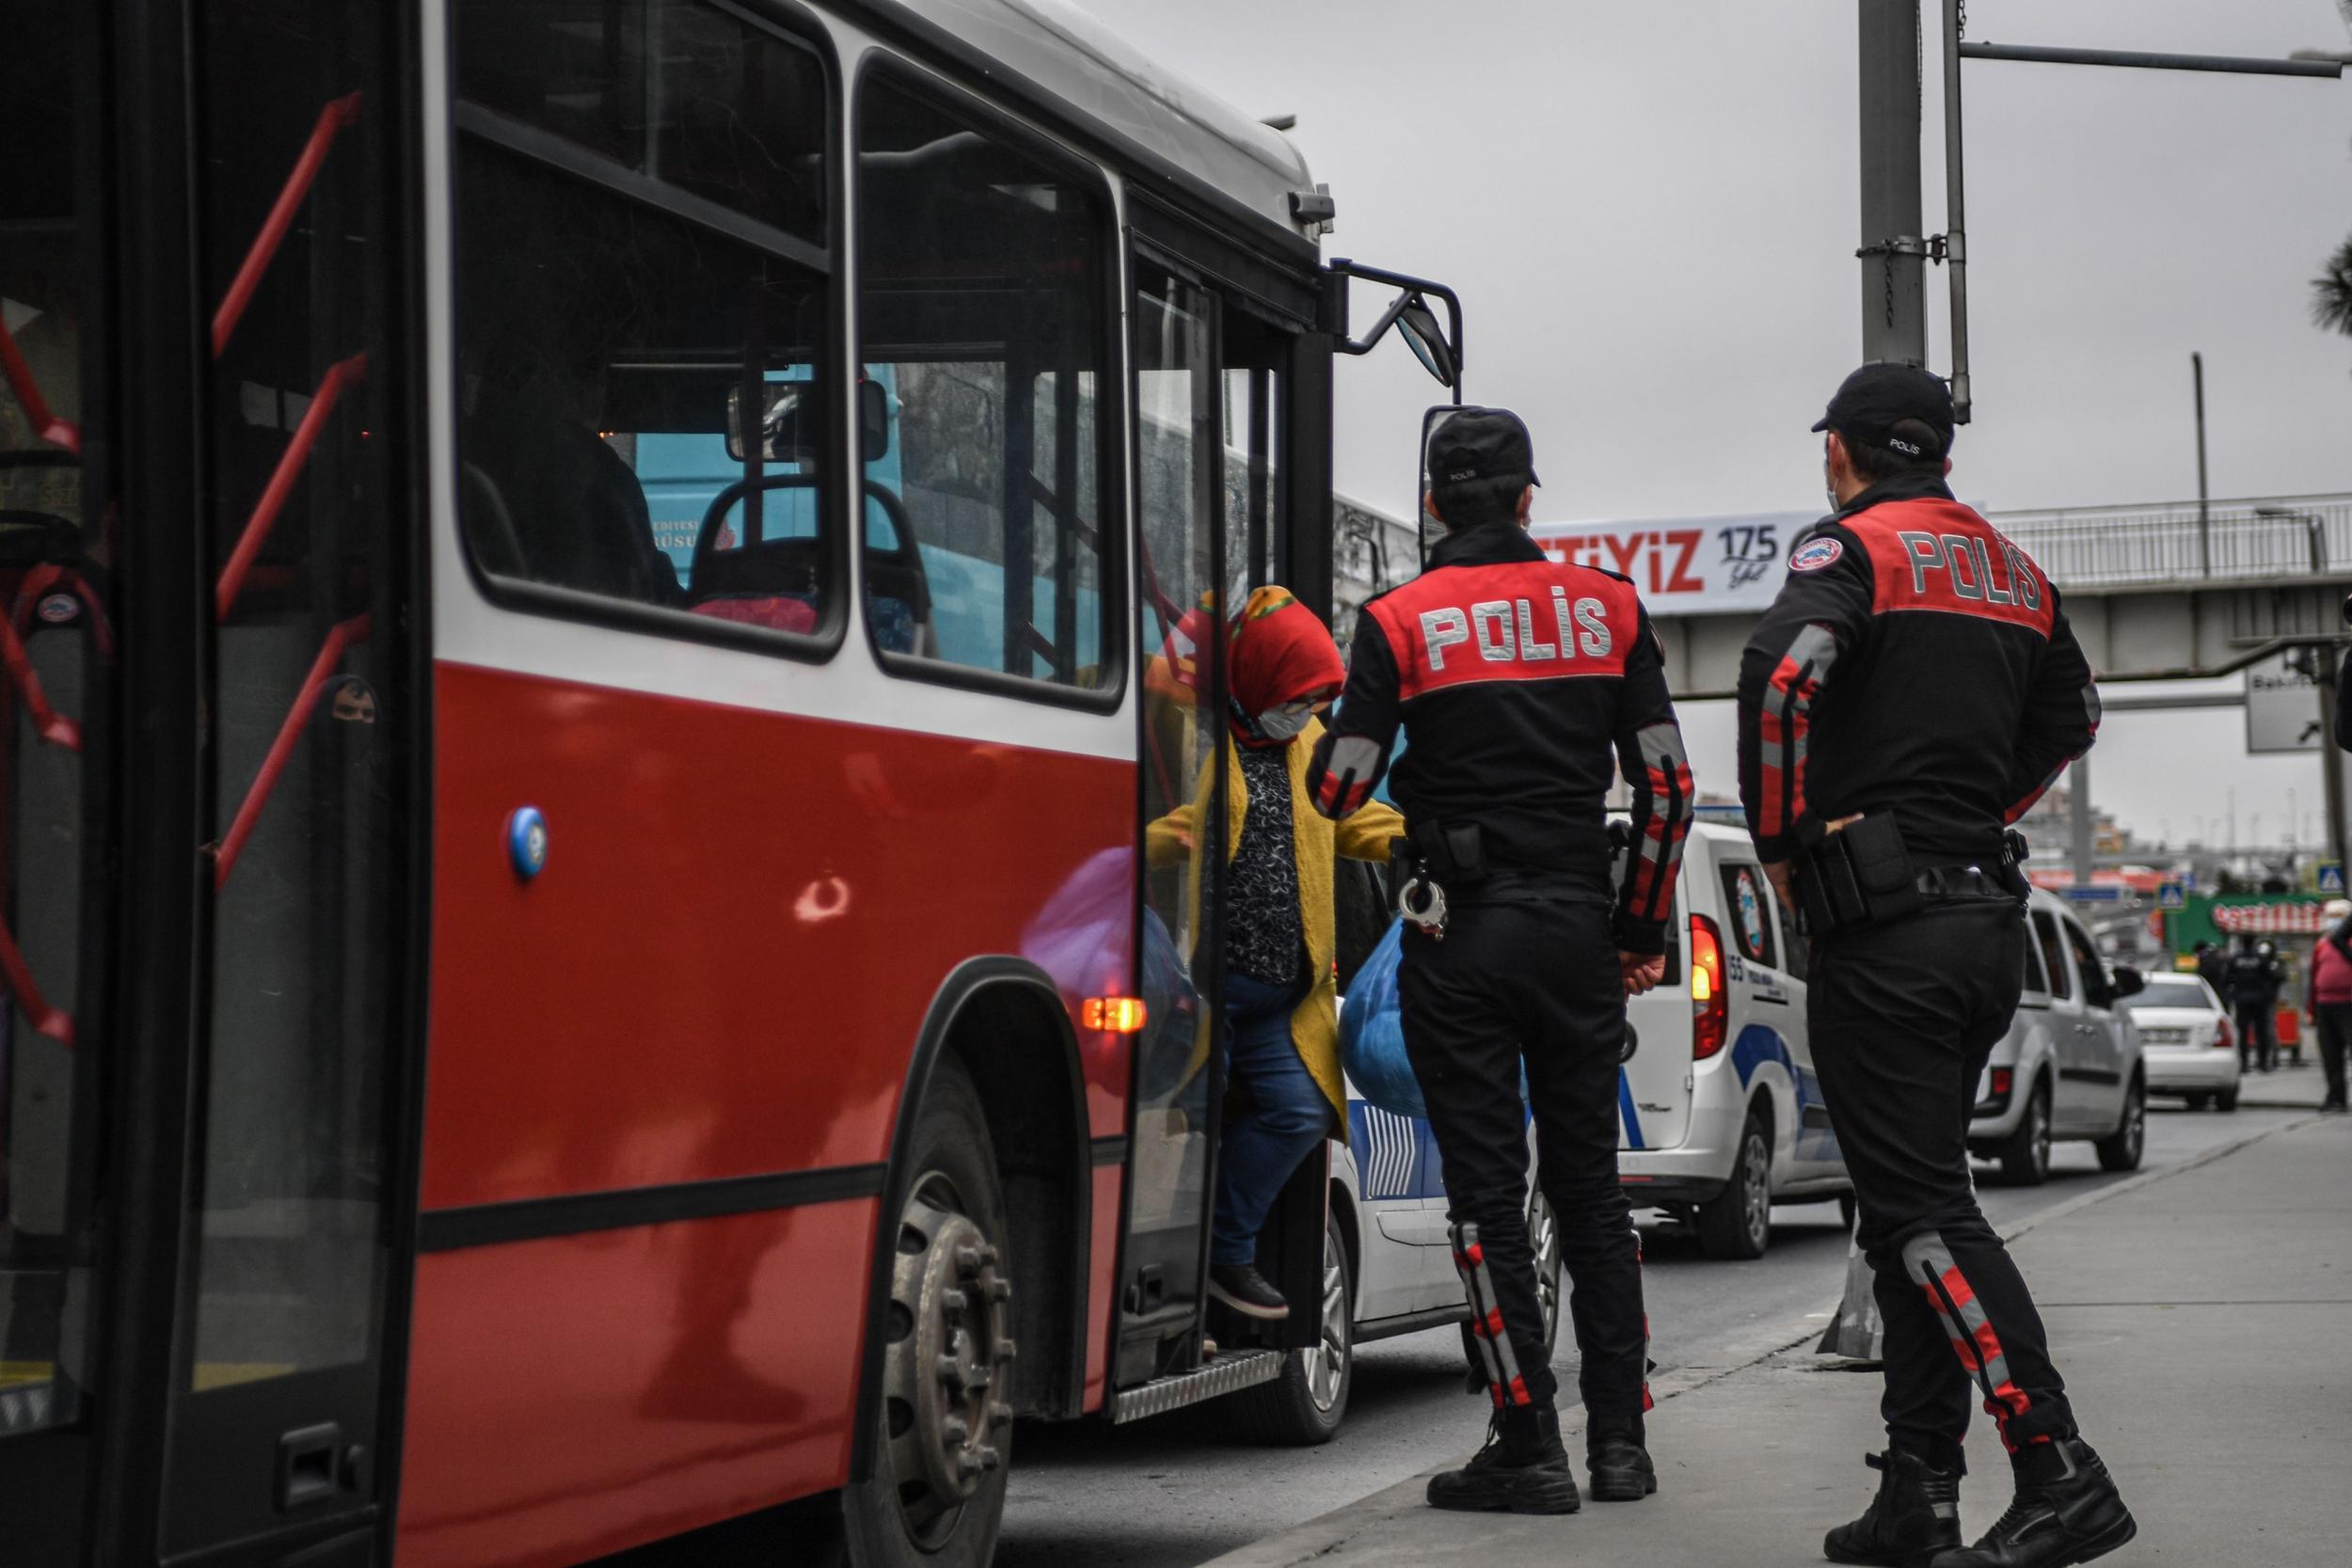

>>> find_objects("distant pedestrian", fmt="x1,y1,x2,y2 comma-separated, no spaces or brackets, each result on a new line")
2194,940,2227,997
2225,934,2284,1073
1740,364,2132,1568
2308,901,2352,1113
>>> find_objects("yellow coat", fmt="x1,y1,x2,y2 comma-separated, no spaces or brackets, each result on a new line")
1143,716,1406,1127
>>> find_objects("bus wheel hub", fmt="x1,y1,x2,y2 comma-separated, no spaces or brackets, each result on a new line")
885,1190,1013,1530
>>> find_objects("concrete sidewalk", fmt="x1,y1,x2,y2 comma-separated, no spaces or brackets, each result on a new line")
1205,1110,2352,1567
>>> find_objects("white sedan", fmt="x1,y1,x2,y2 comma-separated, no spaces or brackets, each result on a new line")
2122,973,2241,1112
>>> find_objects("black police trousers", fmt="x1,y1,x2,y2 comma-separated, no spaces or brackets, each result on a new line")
1811,894,2075,1471
1398,895,1647,1418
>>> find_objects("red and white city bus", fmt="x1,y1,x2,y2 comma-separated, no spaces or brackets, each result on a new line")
0,3,1462,1565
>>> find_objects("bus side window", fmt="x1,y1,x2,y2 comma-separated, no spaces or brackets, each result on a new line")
451,1,835,641
854,71,1116,696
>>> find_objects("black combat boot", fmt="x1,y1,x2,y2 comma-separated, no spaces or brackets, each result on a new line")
1585,1414,1657,1501
1824,1449,1963,1567
1931,1437,2135,1568
1425,1403,1581,1514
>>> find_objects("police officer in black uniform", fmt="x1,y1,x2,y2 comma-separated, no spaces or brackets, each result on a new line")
1739,364,2134,1568
1309,408,1692,1515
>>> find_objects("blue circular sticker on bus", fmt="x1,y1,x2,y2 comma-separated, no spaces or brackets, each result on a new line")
1789,537,1844,573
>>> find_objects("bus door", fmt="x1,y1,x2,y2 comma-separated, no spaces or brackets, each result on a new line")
1,4,421,1563
1118,245,1325,1399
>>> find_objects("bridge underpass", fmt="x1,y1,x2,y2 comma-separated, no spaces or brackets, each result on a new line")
1644,491,2352,877
1653,491,2352,697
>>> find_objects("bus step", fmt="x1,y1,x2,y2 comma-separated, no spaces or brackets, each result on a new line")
1110,1349,1282,1424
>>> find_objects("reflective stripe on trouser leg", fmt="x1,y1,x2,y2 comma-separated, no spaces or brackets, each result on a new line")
1637,1231,1655,1414
1902,1232,2037,1450
1451,1223,1532,1407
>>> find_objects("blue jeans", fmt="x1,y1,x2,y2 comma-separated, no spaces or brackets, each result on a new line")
1212,971,1330,1267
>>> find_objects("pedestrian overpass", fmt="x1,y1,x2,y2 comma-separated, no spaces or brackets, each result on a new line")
1654,492,2352,699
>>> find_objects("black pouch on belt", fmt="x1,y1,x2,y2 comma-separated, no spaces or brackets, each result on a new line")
1838,813,1922,925
1408,821,1486,888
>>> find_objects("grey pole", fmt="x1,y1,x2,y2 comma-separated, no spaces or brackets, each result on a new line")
1941,0,1971,422
2070,754,2095,889
2319,657,2349,876
2193,352,2211,576
1859,1,1929,364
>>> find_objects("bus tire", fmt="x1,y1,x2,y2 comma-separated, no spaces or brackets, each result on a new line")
1227,1205,1354,1446
845,1058,1014,1568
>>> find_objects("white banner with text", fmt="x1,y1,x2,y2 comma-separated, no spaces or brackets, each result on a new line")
1530,511,1821,617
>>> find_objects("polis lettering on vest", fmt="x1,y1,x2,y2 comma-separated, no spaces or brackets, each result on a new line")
1422,594,1612,671
1896,528,2041,611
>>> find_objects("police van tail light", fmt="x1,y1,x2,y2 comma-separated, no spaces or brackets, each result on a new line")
1690,913,1727,1060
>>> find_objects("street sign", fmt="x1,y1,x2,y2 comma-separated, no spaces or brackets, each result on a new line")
2061,884,2128,904
2246,653,2323,754
2321,863,2346,896
2157,881,2186,911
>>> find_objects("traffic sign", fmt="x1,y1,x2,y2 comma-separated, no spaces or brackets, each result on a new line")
2246,653,2324,753
2321,863,2346,896
2157,881,2186,911
2061,884,2128,904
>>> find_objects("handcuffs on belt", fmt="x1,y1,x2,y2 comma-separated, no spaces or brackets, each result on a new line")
1397,873,1449,940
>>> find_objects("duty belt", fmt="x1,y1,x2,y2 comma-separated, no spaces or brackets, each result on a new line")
1915,865,2008,900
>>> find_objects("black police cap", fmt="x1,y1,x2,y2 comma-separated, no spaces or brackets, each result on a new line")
1428,405,1541,491
1811,362,1955,462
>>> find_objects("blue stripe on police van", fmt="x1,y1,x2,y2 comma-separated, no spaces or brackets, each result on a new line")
1617,1070,1645,1149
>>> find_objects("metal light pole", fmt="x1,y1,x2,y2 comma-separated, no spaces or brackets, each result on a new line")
1859,1,1929,365
2193,352,2212,575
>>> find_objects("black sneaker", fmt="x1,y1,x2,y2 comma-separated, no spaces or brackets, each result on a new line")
1930,1438,2135,1568
1586,1417,1657,1501
1426,1405,1582,1514
1825,1449,1963,1567
1207,1263,1288,1321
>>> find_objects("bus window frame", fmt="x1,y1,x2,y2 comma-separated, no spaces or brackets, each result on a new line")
443,2,852,667
849,51,1130,714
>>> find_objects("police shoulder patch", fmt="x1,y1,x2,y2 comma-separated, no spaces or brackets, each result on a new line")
1789,537,1844,573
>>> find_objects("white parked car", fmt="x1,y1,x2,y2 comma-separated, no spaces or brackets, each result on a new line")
1617,822,1853,1258
2122,972,2240,1112
1966,891,2149,1184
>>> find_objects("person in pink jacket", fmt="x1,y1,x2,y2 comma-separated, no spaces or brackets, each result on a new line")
2309,898,2352,1113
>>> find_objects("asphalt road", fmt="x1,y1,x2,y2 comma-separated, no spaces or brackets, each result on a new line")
993,1100,2311,1568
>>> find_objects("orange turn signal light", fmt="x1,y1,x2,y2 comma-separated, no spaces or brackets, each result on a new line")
1083,996,1149,1034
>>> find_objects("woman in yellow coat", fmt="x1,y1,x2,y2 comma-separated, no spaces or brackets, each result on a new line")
1145,586,1404,1321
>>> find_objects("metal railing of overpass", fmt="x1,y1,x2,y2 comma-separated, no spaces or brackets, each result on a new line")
1991,492,2352,592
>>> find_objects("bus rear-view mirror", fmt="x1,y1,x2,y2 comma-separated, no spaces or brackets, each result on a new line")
1394,296,1455,389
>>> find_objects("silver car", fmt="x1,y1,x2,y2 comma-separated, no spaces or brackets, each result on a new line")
1967,890,2149,1184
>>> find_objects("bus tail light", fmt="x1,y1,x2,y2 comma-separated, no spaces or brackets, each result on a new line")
1690,913,1726,1061
1084,996,1149,1034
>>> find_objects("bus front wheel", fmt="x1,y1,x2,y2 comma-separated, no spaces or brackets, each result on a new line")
845,1058,1014,1568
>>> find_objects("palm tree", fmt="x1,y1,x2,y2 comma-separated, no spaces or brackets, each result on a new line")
2319,235,2352,338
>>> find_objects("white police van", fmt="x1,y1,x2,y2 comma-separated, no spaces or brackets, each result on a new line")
1615,820,1852,1257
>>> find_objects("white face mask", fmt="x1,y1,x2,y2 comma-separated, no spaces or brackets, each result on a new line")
1255,703,1315,742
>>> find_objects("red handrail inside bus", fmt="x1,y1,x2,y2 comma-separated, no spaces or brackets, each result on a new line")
0,314,80,455
0,607,80,752
211,611,372,891
0,915,73,1047
12,563,116,663
214,352,368,624
212,91,363,358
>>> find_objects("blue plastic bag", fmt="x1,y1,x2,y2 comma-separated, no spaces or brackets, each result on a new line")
1340,919,1425,1120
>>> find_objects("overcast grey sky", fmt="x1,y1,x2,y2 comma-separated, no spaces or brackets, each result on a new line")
1077,0,2352,852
